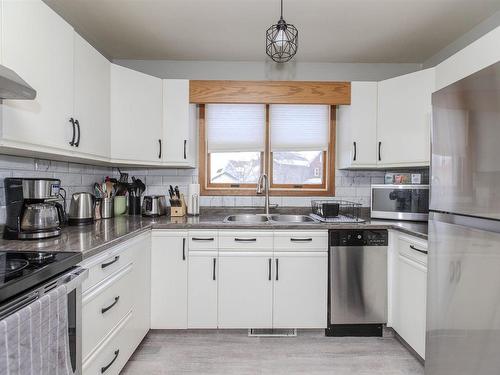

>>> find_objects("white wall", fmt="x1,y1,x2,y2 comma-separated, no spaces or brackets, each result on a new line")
113,60,421,82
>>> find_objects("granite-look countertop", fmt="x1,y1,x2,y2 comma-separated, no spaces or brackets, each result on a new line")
0,208,428,259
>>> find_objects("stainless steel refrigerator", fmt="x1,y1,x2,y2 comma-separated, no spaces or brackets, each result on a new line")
427,62,500,374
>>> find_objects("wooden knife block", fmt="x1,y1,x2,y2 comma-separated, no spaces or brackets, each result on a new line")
170,193,187,217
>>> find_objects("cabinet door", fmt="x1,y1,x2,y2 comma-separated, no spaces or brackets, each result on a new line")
2,0,75,151
73,33,110,160
163,79,195,166
188,251,218,328
273,252,327,328
218,252,273,328
395,244,427,359
110,64,163,164
337,82,378,169
151,231,188,328
377,68,434,167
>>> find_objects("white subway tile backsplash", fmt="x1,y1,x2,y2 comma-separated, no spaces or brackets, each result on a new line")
0,153,391,224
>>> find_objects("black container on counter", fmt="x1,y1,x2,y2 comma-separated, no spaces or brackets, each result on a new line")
128,196,141,216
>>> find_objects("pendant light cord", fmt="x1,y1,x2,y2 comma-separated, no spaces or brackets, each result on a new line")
280,0,283,19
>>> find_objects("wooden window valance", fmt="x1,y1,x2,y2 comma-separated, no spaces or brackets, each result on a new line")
189,80,351,105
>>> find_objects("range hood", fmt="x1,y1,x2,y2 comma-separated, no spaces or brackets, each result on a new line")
0,64,36,100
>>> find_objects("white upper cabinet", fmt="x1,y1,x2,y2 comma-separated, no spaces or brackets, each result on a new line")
110,64,163,164
377,68,435,167
73,33,110,160
337,82,378,169
1,0,75,152
163,79,197,167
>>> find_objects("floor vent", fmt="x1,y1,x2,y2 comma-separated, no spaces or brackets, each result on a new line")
248,329,297,337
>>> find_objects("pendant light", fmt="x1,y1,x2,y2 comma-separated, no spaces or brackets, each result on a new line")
266,0,298,63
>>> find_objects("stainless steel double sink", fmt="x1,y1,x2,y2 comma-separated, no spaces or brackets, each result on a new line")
223,214,317,224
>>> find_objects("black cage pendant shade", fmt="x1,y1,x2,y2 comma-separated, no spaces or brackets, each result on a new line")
266,0,298,63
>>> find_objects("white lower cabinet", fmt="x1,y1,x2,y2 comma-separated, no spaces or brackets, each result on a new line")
273,252,328,328
152,229,328,330
151,230,188,328
218,251,274,328
188,251,218,328
391,233,428,359
81,232,151,375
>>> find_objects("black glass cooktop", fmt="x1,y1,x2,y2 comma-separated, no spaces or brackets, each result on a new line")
0,251,82,304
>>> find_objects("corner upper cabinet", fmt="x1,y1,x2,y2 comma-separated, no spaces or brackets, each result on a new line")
377,68,435,167
73,33,110,160
337,82,378,169
162,79,197,167
1,0,75,153
110,64,163,165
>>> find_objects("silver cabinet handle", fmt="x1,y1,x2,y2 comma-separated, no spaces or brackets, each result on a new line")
192,237,214,241
234,238,257,242
290,238,313,242
101,256,119,269
410,245,428,254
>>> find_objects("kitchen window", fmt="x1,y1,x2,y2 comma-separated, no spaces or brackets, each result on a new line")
199,103,335,196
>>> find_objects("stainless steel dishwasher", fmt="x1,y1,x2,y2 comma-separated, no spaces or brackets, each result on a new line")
326,229,388,337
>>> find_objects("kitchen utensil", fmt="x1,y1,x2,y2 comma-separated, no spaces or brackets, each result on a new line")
20,203,60,232
94,198,102,220
68,192,95,225
174,186,180,199
117,168,129,183
141,195,167,217
101,198,113,219
113,196,127,217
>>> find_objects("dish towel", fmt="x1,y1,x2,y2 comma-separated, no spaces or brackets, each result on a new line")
0,284,74,375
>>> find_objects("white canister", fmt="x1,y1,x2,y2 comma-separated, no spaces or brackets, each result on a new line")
187,184,200,215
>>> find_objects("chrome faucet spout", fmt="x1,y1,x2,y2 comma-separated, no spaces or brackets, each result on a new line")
257,173,276,215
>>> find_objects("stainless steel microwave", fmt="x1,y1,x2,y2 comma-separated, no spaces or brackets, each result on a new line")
371,184,429,221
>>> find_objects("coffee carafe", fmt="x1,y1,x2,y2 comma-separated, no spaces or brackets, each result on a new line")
4,178,65,240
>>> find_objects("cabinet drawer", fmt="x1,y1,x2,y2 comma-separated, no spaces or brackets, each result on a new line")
80,244,134,292
189,230,218,250
219,230,273,251
83,310,135,375
398,235,428,266
83,264,134,359
274,231,328,251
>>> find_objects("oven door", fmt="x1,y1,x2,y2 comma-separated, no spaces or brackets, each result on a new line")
371,184,429,221
0,267,87,375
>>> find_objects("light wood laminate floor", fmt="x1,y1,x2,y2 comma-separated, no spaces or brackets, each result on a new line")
121,330,424,375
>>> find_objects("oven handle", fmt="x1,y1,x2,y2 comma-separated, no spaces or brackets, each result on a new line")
63,267,89,293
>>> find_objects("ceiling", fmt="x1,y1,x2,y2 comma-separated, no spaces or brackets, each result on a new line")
44,0,500,63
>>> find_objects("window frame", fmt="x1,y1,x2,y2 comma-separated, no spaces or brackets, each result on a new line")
199,104,336,197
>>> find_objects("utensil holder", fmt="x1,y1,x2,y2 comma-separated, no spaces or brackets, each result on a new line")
113,196,127,217
128,196,141,216
170,193,187,217
101,198,114,219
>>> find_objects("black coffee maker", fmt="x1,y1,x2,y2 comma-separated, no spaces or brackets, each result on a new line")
4,178,65,240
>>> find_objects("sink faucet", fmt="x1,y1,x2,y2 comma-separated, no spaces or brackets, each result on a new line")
256,173,278,215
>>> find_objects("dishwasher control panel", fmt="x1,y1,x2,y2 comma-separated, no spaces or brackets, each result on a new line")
330,230,388,246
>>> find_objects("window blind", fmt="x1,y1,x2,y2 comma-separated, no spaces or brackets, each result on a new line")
270,104,330,151
206,104,266,153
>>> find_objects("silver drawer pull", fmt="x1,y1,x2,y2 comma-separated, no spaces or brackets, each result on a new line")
192,237,215,241
234,238,257,242
410,245,428,255
101,296,120,314
290,238,313,242
101,256,119,269
101,349,119,373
